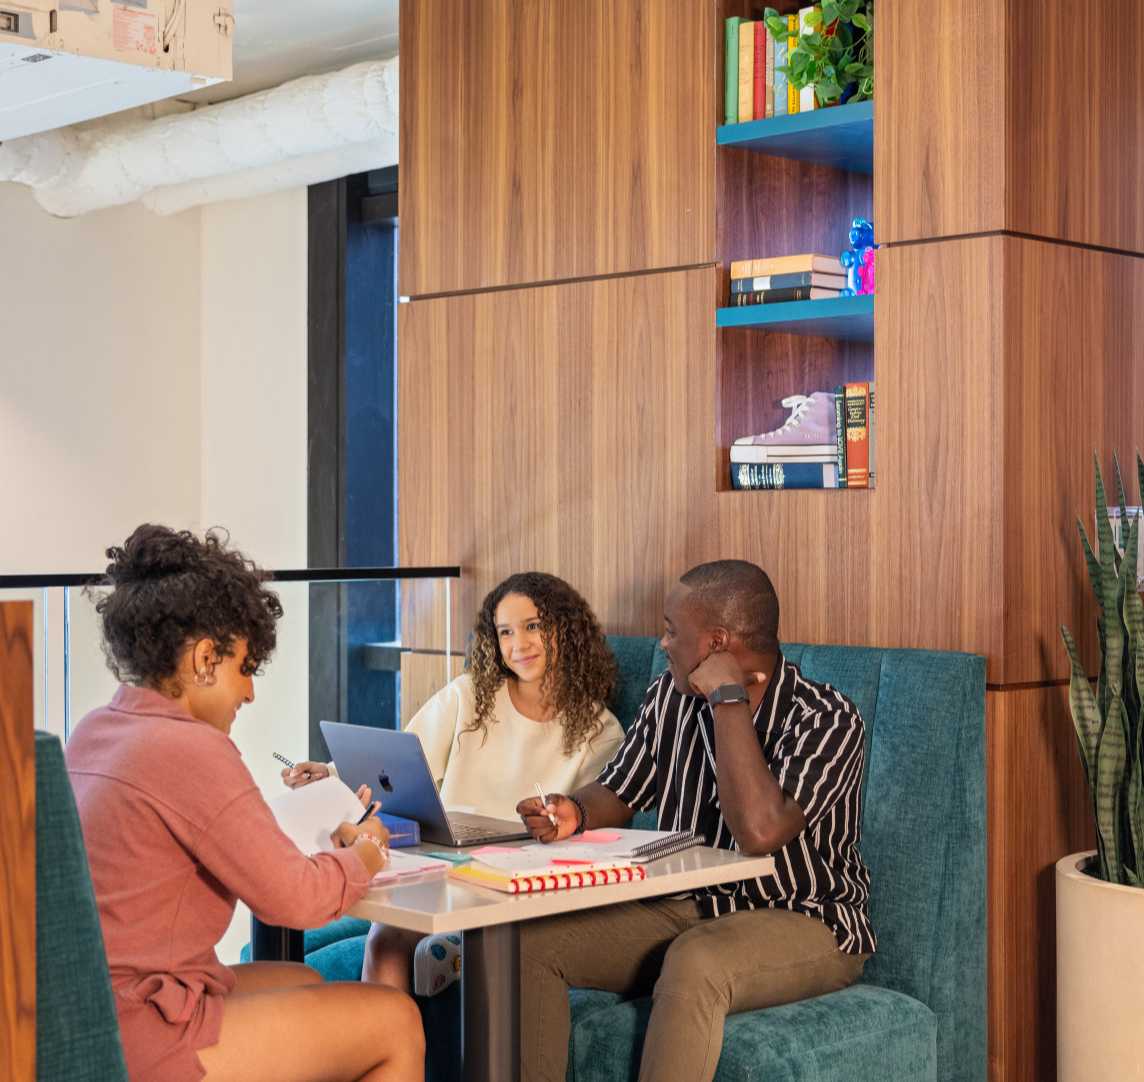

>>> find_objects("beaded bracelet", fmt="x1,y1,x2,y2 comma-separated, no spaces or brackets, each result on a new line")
355,832,389,854
567,793,589,835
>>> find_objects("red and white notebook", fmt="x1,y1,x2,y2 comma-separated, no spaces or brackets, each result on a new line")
449,861,647,894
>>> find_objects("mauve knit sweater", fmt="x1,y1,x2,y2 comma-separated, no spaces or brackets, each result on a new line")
66,685,372,1082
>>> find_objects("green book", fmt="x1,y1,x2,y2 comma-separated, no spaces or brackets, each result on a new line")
724,17,741,124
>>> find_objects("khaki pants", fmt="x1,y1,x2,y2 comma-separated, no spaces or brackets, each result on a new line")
520,896,868,1082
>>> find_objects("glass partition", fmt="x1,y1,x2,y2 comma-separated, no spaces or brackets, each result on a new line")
2,566,460,964
0,567,461,763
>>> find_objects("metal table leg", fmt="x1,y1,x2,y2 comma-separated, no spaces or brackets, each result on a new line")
249,916,305,963
461,922,520,1082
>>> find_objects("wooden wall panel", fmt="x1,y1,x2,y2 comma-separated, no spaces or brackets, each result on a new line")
398,267,717,647
399,0,715,297
398,252,1006,666
986,685,1094,1082
1,602,35,1082
875,0,1007,243
1006,0,1144,254
1002,238,1144,682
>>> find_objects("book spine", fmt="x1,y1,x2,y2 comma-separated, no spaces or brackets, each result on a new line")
833,386,847,489
798,7,816,111
765,26,774,117
731,271,830,292
868,385,876,488
753,19,765,120
730,462,837,490
787,15,799,114
734,285,837,305
748,255,845,276
738,22,754,125
774,37,788,116
843,382,870,488
724,17,740,124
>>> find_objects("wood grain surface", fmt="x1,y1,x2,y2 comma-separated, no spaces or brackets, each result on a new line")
0,602,35,1082
1005,0,1144,254
1001,236,1144,682
399,0,715,297
986,684,1094,1082
874,0,1006,243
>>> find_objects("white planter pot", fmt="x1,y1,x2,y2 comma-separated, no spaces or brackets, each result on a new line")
1056,851,1144,1081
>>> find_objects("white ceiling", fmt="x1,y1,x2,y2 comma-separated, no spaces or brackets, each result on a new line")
186,0,399,104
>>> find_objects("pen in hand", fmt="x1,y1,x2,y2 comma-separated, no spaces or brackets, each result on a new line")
533,782,558,827
356,801,381,826
272,751,312,780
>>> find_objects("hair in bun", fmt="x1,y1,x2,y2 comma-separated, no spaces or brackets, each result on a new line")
92,523,283,691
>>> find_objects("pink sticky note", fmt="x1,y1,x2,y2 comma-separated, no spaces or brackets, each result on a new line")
469,845,518,856
569,830,621,844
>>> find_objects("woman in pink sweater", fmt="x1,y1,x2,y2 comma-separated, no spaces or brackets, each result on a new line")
65,524,424,1082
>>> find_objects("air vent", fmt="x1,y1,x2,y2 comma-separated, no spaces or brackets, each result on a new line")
22,52,52,64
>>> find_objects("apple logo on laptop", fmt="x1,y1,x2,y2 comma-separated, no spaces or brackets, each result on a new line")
378,772,394,794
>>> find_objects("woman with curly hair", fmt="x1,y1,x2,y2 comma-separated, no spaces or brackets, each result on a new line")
285,571,624,991
65,524,424,1082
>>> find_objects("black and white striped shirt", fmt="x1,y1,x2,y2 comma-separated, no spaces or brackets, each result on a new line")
598,655,876,955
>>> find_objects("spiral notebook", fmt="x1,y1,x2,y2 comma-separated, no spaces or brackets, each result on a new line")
450,828,702,895
562,828,704,864
450,861,647,895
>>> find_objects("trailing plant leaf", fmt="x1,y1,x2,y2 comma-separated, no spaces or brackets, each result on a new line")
764,1,873,105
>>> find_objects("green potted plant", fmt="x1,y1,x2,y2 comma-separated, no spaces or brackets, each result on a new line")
1056,454,1144,1082
763,1,873,107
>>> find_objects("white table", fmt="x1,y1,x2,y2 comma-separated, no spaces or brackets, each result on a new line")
347,844,776,1082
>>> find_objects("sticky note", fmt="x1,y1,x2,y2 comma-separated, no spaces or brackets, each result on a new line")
570,830,622,844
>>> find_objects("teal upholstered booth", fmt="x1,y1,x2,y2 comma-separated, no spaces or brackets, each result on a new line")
41,635,984,1082
35,731,129,1082
295,636,987,1082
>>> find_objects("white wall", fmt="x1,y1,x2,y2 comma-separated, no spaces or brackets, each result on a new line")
200,188,310,963
0,185,204,572
0,181,312,963
0,183,205,731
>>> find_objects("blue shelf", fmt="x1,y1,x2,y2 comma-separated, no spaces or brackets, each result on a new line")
716,295,873,342
716,100,873,174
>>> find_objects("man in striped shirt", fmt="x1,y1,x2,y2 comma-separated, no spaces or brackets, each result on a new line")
517,559,874,1082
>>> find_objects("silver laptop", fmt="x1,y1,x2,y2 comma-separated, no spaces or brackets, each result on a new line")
319,720,531,848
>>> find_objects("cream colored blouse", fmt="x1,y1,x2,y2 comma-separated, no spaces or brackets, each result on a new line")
405,673,626,822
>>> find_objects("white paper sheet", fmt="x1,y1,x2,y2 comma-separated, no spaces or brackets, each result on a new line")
268,776,367,855
370,849,451,884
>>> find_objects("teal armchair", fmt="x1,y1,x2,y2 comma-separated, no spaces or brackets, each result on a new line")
34,731,128,1082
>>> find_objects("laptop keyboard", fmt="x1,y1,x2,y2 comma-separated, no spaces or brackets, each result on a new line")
450,822,510,844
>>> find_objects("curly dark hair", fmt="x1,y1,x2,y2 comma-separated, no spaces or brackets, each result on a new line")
90,523,283,692
466,572,617,756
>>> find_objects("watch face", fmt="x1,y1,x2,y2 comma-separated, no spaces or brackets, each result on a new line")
711,684,748,705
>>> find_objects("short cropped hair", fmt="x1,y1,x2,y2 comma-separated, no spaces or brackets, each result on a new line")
679,559,780,653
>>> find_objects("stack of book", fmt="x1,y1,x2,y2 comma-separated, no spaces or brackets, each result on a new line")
728,253,845,306
730,382,876,490
724,8,818,124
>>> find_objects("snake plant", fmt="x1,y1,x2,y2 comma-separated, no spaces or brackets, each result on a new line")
1060,455,1144,886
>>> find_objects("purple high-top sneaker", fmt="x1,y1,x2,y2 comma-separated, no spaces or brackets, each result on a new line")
734,392,837,449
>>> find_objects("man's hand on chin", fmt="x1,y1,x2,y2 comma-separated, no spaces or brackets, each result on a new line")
687,652,769,699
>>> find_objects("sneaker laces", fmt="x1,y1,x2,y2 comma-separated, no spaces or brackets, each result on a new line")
774,395,813,432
